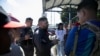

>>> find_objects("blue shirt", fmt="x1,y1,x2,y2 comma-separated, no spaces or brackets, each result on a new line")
65,20,100,56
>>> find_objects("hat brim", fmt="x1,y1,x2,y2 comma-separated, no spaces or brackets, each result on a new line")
3,21,26,28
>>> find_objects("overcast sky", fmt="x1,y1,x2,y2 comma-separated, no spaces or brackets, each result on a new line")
0,0,61,25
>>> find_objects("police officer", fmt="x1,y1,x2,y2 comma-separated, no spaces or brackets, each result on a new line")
33,17,58,56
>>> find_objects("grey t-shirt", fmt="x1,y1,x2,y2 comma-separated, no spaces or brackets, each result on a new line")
0,43,25,56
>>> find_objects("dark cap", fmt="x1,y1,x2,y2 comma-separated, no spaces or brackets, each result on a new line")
77,0,98,12
58,23,63,26
0,12,8,27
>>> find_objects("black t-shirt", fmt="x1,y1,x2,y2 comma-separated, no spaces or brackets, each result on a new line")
20,27,34,45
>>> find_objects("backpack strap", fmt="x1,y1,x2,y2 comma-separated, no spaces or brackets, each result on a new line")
72,31,79,56
85,22,100,33
70,26,80,56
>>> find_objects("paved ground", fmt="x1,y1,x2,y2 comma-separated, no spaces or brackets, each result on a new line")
33,46,57,56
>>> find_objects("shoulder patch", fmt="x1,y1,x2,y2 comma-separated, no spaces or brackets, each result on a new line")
35,30,39,34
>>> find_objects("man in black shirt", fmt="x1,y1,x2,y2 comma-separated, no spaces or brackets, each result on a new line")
20,18,34,56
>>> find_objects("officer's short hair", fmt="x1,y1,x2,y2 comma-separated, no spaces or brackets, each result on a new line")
38,17,47,23
77,0,98,12
26,17,33,22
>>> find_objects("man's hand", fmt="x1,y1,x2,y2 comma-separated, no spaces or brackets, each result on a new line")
25,34,30,40
52,39,59,45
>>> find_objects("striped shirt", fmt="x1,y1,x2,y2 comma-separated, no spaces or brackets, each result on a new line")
0,43,25,56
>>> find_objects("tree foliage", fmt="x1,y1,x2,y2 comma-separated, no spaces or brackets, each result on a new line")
61,7,100,23
60,8,100,30
61,7,77,23
97,10,100,20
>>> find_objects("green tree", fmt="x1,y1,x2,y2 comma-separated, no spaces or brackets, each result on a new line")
61,7,77,23
61,8,100,23
97,10,100,20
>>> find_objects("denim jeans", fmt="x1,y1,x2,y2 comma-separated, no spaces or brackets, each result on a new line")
57,41,65,56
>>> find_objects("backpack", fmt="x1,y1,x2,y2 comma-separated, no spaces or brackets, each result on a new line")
70,22,100,56
85,22,100,56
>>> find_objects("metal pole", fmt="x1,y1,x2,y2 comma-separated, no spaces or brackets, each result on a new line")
54,12,55,26
68,4,72,30
42,0,46,16
51,11,52,25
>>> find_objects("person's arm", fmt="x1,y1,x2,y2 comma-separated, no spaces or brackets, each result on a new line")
64,30,67,40
34,31,44,52
20,28,26,41
55,30,57,35
19,46,25,56
55,29,59,40
64,26,78,56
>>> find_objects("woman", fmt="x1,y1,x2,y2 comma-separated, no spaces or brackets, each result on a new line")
55,23,66,56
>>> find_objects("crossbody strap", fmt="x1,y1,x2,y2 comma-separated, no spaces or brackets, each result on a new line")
72,31,79,56
70,26,80,56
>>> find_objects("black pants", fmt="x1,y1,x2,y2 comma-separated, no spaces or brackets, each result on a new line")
21,40,34,56
36,49,51,56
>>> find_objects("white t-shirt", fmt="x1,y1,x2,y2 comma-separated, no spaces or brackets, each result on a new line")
0,43,25,56
55,29,66,42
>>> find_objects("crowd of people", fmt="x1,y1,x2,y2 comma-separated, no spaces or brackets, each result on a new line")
0,0,100,56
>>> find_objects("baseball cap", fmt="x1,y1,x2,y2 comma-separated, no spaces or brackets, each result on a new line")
0,6,26,28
